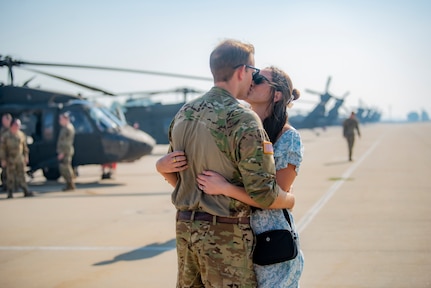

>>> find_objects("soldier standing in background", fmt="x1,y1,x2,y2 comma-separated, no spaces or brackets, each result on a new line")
0,113,12,191
343,111,361,161
57,112,76,191
0,118,33,199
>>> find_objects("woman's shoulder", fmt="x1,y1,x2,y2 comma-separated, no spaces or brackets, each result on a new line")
274,125,303,171
277,125,302,146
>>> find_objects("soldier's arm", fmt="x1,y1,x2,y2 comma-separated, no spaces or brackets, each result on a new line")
57,134,65,159
22,132,29,159
56,130,63,154
0,134,7,161
239,124,287,207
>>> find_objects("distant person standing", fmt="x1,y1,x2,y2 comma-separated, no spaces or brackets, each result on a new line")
57,112,75,191
343,112,361,161
0,113,12,191
0,119,33,199
101,162,117,179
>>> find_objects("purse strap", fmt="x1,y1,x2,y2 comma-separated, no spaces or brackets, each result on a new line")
282,209,292,226
282,209,297,239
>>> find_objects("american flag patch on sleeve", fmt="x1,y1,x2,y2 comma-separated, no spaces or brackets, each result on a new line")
263,141,274,154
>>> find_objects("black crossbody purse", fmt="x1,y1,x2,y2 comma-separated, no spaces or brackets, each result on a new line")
253,209,298,266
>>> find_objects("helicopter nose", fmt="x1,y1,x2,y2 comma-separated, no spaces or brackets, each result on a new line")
121,128,156,162
125,138,155,161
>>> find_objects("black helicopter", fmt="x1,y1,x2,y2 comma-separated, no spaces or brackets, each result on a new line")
289,76,351,130
121,87,206,144
0,56,168,180
324,92,350,126
121,76,359,142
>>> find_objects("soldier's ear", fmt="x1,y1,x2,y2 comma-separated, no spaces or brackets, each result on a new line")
235,65,246,81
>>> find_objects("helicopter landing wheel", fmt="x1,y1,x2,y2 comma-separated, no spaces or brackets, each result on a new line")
43,167,61,181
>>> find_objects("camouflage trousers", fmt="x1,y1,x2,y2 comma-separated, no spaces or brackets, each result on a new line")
5,158,28,192
59,154,74,185
176,218,256,288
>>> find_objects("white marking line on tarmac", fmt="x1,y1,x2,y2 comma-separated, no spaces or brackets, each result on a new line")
296,138,381,234
0,246,173,251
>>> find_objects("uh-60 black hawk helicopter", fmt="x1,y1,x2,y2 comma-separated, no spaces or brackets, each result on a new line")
288,76,381,133
289,76,351,131
0,56,210,180
120,86,207,144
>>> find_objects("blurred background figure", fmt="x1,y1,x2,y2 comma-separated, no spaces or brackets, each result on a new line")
101,162,117,179
57,112,76,191
0,113,12,191
343,111,361,161
0,118,33,198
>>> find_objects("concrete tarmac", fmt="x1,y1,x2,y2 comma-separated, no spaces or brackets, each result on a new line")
0,122,430,288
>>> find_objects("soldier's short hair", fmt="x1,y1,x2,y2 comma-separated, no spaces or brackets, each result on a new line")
210,39,255,82
2,113,12,119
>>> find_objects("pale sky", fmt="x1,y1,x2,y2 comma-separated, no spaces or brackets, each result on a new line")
1,0,430,120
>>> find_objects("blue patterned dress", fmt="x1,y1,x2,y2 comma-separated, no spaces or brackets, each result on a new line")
251,127,304,288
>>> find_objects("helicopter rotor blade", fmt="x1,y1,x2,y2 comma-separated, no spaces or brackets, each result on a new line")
90,86,206,98
150,87,206,95
22,76,36,87
305,89,322,95
331,91,350,101
21,67,115,96
325,76,332,93
106,89,169,97
117,87,205,96
16,61,213,82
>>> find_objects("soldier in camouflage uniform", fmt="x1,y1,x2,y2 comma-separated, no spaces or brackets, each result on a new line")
57,112,75,191
156,39,295,287
0,113,12,191
343,112,361,161
0,119,33,199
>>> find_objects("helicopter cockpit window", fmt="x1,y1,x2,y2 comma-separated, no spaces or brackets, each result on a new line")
19,112,41,143
43,112,55,141
65,110,94,134
101,106,127,126
88,107,120,132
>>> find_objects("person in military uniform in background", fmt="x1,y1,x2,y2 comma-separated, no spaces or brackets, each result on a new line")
343,111,361,161
0,118,33,199
57,112,75,191
101,162,117,179
0,113,12,191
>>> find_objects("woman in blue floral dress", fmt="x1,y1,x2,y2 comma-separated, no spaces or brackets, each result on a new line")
198,66,304,287
252,128,304,288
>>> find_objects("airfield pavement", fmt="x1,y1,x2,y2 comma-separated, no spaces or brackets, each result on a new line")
0,122,430,288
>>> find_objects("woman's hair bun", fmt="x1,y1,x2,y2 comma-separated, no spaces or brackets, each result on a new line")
292,88,300,100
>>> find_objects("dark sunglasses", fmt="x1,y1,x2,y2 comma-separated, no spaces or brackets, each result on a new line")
253,73,270,85
253,73,279,90
253,73,295,106
234,64,260,76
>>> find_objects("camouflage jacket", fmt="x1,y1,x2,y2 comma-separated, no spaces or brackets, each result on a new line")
169,87,280,217
57,123,75,156
0,130,29,161
0,126,9,160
